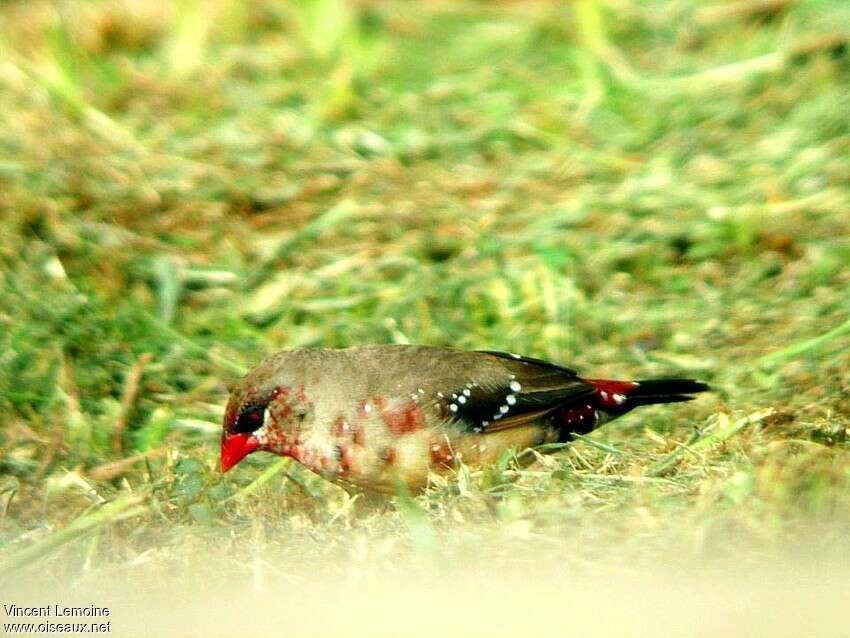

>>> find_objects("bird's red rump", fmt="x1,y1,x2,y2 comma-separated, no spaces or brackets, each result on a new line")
383,403,425,436
587,379,638,408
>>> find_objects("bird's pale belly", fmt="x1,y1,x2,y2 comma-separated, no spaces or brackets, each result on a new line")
284,419,555,493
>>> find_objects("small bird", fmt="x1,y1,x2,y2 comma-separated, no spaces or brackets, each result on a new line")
221,346,708,491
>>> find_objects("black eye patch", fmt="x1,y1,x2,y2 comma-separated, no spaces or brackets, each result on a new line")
234,401,268,434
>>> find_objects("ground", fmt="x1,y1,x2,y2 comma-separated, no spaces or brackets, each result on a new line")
1,0,849,634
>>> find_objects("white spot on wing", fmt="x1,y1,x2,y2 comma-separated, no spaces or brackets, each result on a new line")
449,403,458,413
499,404,509,414
462,388,471,397
506,394,516,406
509,380,522,392
458,395,467,404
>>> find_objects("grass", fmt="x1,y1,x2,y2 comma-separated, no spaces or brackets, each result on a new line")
1,0,850,628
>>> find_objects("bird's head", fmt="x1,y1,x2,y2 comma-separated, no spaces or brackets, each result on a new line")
220,372,314,473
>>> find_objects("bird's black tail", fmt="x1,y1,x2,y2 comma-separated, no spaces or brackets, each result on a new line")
623,378,710,407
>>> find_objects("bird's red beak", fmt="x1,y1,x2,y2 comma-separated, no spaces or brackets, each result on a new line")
221,433,260,472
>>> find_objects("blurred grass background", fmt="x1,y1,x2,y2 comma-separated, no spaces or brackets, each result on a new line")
1,0,850,590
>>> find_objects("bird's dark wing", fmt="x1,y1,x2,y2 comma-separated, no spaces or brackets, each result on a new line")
436,350,594,432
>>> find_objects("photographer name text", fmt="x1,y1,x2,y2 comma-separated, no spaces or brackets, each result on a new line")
4,604,110,618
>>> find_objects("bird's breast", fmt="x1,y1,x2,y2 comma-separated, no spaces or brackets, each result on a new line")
285,390,553,492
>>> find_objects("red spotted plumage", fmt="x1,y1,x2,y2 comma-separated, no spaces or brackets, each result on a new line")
220,345,709,491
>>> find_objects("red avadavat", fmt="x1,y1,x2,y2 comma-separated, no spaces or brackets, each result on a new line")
222,346,708,491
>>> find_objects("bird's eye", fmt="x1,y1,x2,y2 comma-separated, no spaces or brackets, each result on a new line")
234,402,267,434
